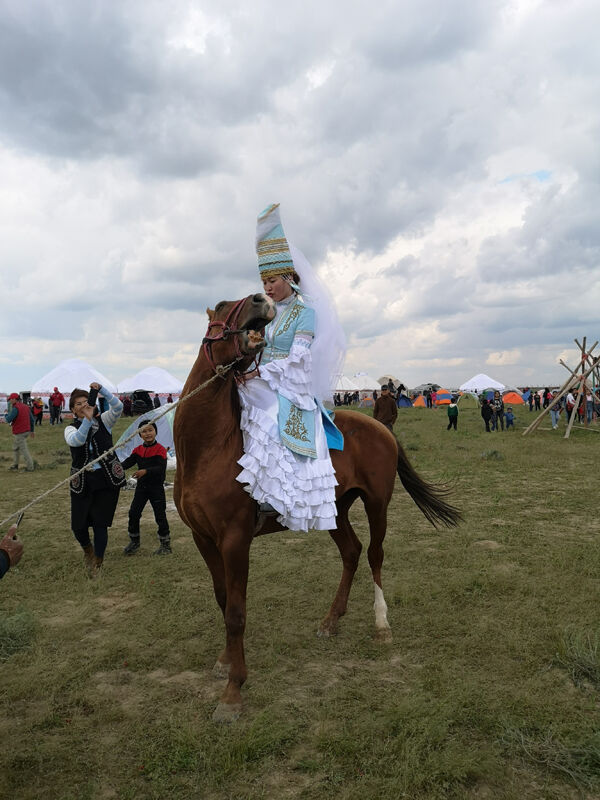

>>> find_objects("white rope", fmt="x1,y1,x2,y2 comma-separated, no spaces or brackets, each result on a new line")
0,360,239,528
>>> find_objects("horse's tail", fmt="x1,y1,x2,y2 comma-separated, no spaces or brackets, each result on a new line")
395,439,462,528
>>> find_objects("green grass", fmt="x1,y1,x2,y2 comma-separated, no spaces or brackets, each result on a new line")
1,406,599,798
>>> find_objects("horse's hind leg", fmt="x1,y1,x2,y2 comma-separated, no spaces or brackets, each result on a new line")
364,499,392,643
191,530,230,678
318,492,362,637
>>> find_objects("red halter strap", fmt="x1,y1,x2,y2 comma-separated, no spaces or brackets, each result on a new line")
202,296,260,376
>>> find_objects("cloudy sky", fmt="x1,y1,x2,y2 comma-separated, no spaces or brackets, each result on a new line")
1,0,599,393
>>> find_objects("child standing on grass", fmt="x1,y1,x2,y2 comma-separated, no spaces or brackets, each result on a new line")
505,407,515,429
446,399,459,430
120,420,171,556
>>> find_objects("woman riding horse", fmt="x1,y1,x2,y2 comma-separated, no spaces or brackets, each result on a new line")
174,205,461,722
236,203,346,532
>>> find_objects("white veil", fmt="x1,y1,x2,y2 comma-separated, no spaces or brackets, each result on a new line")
289,243,346,404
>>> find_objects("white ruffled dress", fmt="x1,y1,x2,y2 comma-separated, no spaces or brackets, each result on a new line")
236,296,338,532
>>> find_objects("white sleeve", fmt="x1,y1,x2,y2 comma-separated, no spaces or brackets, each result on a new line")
64,418,92,447
100,388,123,431
258,333,316,410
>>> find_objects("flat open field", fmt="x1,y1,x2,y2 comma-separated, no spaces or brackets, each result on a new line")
1,405,600,799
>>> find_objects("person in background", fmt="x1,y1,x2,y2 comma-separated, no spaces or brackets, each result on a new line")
586,389,594,423
528,391,534,411
167,394,173,404
32,397,44,426
373,385,398,432
549,394,561,429
542,387,551,409
565,388,576,423
5,393,35,472
505,406,515,429
0,524,23,579
492,390,505,431
64,383,125,578
431,390,438,407
481,398,493,432
120,419,171,556
122,394,132,417
534,391,541,411
49,386,65,424
153,393,161,409
446,398,459,430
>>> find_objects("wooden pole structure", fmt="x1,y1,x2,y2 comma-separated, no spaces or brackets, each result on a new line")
521,373,575,435
558,339,600,437
581,338,587,430
579,340,600,424
522,340,600,437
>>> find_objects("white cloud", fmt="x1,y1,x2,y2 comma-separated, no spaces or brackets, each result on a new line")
486,349,522,366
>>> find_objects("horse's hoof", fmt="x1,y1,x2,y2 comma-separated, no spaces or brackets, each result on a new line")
375,627,393,643
212,702,242,724
317,623,337,637
212,660,230,679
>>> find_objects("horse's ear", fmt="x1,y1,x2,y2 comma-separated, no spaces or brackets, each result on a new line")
206,307,215,321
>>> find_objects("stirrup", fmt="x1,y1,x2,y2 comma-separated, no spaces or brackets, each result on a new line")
258,502,278,516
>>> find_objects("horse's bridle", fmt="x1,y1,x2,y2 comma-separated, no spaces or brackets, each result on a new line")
202,295,263,378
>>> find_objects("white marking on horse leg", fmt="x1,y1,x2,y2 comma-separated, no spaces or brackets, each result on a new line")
373,584,392,640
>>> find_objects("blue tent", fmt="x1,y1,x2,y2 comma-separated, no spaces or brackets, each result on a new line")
396,394,413,407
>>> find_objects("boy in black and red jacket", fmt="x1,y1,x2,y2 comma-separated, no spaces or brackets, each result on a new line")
120,420,171,555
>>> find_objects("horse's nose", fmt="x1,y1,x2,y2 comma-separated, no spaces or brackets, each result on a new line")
252,293,265,304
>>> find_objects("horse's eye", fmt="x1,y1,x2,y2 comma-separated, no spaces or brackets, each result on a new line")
215,301,226,313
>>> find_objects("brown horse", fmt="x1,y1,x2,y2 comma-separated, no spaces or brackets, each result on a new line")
174,293,461,722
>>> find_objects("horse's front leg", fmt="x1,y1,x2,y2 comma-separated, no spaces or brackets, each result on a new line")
191,530,232,677
212,530,251,723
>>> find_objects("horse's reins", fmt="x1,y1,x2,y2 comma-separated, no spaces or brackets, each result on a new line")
0,298,264,528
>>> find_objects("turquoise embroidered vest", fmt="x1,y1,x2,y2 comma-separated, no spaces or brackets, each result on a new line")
263,297,343,458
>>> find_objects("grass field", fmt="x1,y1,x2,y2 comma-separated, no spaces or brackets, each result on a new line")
1,405,600,799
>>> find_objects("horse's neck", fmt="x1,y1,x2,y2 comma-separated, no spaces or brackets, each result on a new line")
183,364,241,449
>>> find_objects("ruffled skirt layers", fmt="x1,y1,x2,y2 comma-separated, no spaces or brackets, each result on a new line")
236,377,338,532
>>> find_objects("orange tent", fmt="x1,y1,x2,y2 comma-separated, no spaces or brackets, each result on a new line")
412,394,426,407
502,391,524,405
435,388,452,405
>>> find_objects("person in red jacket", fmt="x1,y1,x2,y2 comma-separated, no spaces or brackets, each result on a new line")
32,397,44,426
4,393,35,471
49,386,65,425
120,419,171,555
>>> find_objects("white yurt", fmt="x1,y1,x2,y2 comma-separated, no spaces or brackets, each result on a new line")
459,373,505,393
333,375,359,392
352,372,381,391
117,367,184,395
30,359,117,395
